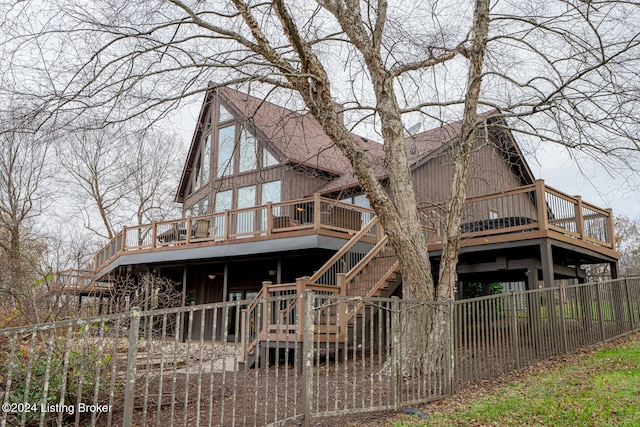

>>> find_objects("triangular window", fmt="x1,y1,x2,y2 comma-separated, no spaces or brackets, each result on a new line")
263,148,279,167
219,104,232,123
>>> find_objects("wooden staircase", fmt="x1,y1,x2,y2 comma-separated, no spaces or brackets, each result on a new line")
239,217,401,368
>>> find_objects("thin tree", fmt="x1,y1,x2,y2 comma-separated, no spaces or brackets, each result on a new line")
0,109,51,325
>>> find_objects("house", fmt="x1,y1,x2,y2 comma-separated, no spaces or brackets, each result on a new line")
92,85,619,344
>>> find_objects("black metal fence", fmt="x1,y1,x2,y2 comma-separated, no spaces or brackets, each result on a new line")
1,277,639,426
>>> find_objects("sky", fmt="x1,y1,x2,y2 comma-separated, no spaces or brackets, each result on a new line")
528,144,640,220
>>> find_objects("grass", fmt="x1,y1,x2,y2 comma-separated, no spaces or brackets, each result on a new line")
393,335,640,426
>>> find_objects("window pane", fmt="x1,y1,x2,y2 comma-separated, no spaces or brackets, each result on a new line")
201,197,209,215
261,180,281,204
353,194,370,208
238,185,256,208
237,185,256,236
217,126,235,177
219,103,233,122
214,190,232,238
239,129,257,173
215,190,232,212
263,148,279,167
194,154,201,190
202,135,210,183
261,180,282,229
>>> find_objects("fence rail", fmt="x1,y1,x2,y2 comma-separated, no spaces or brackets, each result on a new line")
2,277,639,426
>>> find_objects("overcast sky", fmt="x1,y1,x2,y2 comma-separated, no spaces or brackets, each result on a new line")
529,145,639,220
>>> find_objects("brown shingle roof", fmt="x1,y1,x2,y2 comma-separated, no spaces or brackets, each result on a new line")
219,87,355,175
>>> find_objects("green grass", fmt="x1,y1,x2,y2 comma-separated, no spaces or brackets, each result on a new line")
394,336,640,426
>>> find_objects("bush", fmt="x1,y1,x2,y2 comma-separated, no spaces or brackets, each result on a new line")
1,326,114,426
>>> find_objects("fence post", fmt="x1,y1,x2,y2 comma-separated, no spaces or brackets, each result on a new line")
595,283,606,342
391,296,401,410
447,299,455,396
624,277,635,331
510,292,521,371
558,284,568,354
302,290,315,427
123,307,141,427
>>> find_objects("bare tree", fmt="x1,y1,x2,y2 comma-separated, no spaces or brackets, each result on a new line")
57,125,132,239
57,124,182,240
123,129,182,226
614,215,640,277
2,0,640,367
0,109,51,325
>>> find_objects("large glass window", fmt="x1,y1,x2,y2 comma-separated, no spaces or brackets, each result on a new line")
340,194,370,209
237,185,256,236
214,190,232,238
262,180,282,230
217,126,235,177
261,180,281,204
215,190,233,212
193,154,201,190
200,197,209,215
202,135,211,183
239,129,257,173
238,185,256,209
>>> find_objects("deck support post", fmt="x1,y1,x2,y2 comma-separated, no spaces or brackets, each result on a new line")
540,241,554,288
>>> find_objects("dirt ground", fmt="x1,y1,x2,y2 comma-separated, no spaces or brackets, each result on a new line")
81,332,639,426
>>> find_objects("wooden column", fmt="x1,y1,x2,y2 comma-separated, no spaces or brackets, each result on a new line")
540,241,555,288
610,262,619,280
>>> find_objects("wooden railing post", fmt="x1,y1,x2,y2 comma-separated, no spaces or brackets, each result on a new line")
266,202,273,235
186,216,192,244
151,221,157,248
313,193,322,231
574,196,584,240
534,180,548,231
606,208,616,250
121,228,127,252
224,210,230,239
336,273,347,337
262,281,272,334
297,276,310,341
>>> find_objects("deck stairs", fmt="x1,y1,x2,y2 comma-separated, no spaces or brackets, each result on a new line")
239,217,402,368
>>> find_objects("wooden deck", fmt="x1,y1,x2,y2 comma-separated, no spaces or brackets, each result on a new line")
49,270,113,296
94,180,618,275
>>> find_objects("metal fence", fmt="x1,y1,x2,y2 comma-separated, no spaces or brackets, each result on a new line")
1,277,639,426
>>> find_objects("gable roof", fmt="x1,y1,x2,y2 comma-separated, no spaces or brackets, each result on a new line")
316,111,536,196
176,85,535,202
177,85,371,201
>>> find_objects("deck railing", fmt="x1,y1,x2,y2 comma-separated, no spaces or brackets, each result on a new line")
49,270,112,294
94,195,374,271
420,179,615,250
95,181,616,272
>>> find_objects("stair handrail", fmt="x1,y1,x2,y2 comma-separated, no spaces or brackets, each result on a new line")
343,235,389,282
239,286,266,364
309,216,381,285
